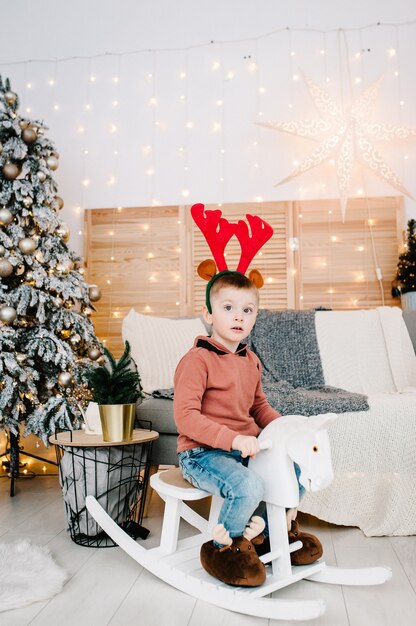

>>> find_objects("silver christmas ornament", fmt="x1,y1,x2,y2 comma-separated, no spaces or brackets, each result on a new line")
2,163,20,180
4,91,17,104
72,299,82,313
0,207,13,225
88,347,101,361
46,155,59,171
0,306,17,324
18,238,37,254
25,270,34,281
22,196,33,208
37,171,47,182
21,128,37,144
0,258,13,277
88,284,102,302
58,371,72,387
54,296,64,308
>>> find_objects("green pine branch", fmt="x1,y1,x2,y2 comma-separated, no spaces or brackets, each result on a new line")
86,341,142,405
395,219,416,294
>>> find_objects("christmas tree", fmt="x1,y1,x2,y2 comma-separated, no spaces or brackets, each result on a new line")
0,75,103,447
395,219,416,295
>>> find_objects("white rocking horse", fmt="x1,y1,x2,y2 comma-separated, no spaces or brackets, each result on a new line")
86,413,391,621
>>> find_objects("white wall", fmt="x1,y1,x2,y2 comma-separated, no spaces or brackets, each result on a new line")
1,0,416,255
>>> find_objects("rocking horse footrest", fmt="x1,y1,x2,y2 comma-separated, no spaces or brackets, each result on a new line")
259,540,302,565
289,540,303,554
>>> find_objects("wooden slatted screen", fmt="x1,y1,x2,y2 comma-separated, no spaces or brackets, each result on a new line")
84,197,403,355
189,202,294,313
84,206,181,355
294,196,403,310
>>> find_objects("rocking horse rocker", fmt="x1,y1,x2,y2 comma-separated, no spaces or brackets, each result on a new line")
86,205,391,620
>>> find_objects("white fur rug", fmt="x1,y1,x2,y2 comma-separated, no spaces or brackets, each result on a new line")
0,539,68,612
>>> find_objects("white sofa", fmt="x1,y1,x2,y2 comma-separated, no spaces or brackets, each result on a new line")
123,307,416,537
300,307,416,536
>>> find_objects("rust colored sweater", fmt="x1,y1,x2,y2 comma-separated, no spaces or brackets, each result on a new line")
173,336,280,453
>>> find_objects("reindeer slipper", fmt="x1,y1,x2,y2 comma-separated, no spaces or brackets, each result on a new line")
288,519,323,565
200,516,266,587
254,520,323,565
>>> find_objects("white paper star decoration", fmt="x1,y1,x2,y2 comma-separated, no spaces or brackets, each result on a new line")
257,74,416,220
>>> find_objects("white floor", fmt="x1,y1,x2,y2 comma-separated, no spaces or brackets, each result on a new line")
0,472,416,626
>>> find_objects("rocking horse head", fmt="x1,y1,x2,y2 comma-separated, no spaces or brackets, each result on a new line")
250,414,337,509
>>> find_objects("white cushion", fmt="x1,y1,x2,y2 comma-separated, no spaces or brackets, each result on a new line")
122,309,208,394
315,309,396,394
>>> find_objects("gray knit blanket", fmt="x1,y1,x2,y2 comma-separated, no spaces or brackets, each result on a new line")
153,309,369,416
245,309,369,415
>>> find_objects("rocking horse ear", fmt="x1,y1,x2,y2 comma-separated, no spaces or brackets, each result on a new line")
248,269,264,289
197,259,217,281
309,413,337,431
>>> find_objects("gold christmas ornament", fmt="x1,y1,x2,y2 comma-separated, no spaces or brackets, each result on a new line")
18,237,37,254
37,171,47,182
257,74,416,220
0,142,3,154
46,155,59,171
21,128,37,144
19,120,30,129
22,196,33,208
2,162,20,180
0,207,13,225
54,196,64,210
88,284,102,302
60,329,71,339
58,371,73,387
84,307,92,316
0,244,5,256
56,222,70,242
88,346,101,360
4,91,17,104
55,260,72,275
0,306,17,324
15,264,25,275
69,334,82,349
15,352,27,364
0,258,13,277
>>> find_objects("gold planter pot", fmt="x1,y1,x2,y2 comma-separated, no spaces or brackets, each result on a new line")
98,403,136,442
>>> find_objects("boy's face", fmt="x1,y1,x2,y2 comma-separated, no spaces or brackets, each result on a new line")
203,286,258,352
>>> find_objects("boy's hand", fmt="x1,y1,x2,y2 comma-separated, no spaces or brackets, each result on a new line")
231,435,261,458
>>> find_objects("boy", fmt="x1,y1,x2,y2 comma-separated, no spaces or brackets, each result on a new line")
174,272,289,587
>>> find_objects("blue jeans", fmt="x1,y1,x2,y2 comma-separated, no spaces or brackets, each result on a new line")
178,447,305,539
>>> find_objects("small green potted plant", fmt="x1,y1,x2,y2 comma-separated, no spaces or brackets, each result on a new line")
86,341,143,442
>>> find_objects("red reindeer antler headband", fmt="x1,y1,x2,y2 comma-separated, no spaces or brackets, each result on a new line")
191,203,273,312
